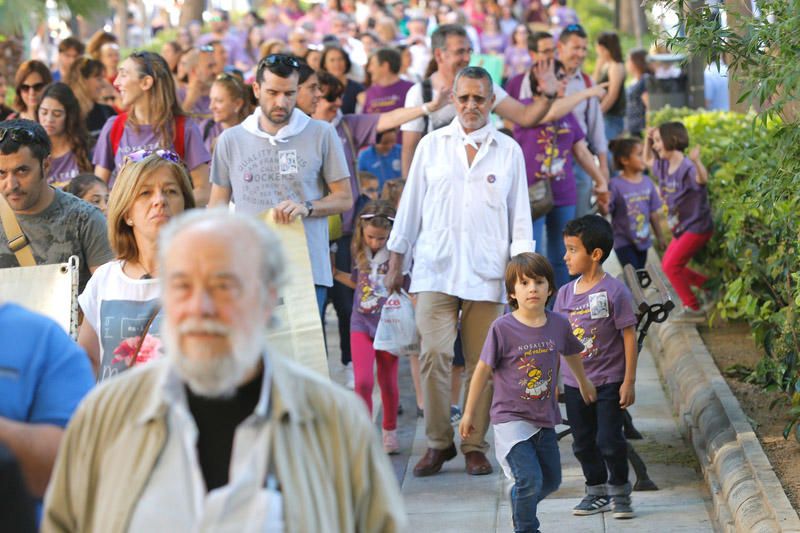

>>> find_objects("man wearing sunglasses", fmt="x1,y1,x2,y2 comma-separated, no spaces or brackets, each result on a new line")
400,24,559,179
196,9,242,73
209,55,352,319
0,120,113,291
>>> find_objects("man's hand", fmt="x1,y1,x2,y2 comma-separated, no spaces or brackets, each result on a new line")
428,83,451,113
533,59,558,96
594,183,610,213
588,82,609,99
619,380,636,409
384,263,404,293
272,200,309,224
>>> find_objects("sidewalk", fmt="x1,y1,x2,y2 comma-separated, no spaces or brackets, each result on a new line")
324,252,717,531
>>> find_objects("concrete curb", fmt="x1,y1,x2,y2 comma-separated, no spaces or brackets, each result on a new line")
646,315,800,532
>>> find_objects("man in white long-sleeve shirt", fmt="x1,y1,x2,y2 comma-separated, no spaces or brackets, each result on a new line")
386,66,534,478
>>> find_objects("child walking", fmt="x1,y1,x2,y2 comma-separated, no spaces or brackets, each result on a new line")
554,215,638,519
604,137,665,269
460,253,596,533
347,200,404,454
645,121,713,320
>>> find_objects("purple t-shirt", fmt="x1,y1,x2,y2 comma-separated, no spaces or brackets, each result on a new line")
480,33,508,55
176,86,212,118
609,176,663,250
652,157,713,238
349,253,410,338
554,275,637,387
363,80,414,114
200,119,224,154
504,46,533,77
336,114,379,234
48,152,80,188
481,311,584,426
93,116,211,187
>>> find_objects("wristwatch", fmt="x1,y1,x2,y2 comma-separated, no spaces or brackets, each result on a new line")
304,200,314,217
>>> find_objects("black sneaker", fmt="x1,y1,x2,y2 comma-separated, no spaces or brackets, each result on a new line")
611,495,635,519
573,495,611,515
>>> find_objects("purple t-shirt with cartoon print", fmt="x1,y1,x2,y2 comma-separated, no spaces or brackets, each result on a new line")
480,311,585,426
554,275,638,387
350,250,409,338
652,157,713,237
93,116,211,187
609,176,663,250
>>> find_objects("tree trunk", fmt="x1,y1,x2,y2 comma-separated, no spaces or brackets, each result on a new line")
115,0,128,49
180,0,206,27
618,0,647,47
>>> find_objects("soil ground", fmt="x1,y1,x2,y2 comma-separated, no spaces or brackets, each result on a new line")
699,321,800,511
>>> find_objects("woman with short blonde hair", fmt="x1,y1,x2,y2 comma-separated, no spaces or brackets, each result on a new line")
78,151,195,380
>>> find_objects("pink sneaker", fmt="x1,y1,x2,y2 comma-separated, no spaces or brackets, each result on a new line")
382,429,399,454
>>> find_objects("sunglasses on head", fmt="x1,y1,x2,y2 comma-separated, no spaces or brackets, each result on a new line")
123,149,182,165
563,24,587,37
20,82,45,93
260,54,301,70
360,213,395,222
131,51,156,76
0,126,37,144
198,45,215,53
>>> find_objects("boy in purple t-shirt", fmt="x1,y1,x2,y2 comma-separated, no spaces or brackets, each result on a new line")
461,253,596,533
554,215,638,519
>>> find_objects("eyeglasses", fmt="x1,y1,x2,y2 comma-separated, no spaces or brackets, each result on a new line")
20,82,45,93
0,127,37,144
123,149,182,165
455,94,489,105
563,24,587,37
198,45,215,53
259,54,301,70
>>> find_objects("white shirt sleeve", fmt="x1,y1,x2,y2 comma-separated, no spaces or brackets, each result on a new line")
506,143,536,257
387,136,430,270
400,83,425,133
491,82,509,110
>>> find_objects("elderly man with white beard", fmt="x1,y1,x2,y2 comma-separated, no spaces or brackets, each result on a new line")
42,209,406,533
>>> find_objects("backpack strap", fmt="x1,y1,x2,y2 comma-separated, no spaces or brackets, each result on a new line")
581,71,592,89
173,115,186,161
110,112,128,157
0,194,36,266
202,119,216,142
421,78,433,135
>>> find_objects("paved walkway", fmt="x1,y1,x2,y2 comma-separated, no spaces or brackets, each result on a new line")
324,254,716,531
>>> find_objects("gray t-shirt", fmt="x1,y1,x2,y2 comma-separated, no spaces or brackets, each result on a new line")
0,188,114,291
210,118,350,287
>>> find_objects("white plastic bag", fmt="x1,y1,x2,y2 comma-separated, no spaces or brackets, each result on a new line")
373,291,419,356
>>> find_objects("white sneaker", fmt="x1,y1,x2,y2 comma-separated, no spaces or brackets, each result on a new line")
382,429,399,454
344,363,355,389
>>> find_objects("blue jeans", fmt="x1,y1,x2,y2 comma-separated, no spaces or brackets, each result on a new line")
604,115,625,174
564,382,629,488
615,244,648,270
572,162,593,218
314,285,328,323
506,428,562,533
533,204,576,290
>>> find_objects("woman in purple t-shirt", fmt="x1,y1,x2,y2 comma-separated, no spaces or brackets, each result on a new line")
504,24,534,79
92,52,211,206
37,82,92,189
202,73,251,154
479,15,509,56
646,121,713,317
461,253,595,533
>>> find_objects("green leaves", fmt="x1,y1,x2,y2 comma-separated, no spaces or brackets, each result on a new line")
0,0,107,36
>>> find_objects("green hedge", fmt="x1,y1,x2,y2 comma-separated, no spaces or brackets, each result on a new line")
649,107,800,436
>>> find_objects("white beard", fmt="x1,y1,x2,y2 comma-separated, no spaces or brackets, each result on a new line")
163,318,265,398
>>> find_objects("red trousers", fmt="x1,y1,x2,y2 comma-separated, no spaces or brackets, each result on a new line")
661,231,712,310
350,331,399,430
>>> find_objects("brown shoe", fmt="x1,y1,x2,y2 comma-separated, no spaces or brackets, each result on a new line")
464,451,493,475
413,443,457,477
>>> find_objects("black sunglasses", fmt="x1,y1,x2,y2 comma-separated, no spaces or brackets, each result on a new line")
20,82,45,93
259,54,301,70
0,127,37,144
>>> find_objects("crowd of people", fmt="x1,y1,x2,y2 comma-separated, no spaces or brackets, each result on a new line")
0,1,721,531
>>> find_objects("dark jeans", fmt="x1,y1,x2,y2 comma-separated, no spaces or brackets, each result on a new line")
564,382,629,488
329,234,354,366
615,244,648,270
0,443,36,532
506,428,561,533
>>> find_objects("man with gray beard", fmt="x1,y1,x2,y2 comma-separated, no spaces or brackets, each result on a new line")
42,210,406,533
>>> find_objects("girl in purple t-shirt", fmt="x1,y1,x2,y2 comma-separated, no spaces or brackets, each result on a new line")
646,121,713,316
603,138,665,269
343,200,405,455
460,253,595,533
37,83,92,188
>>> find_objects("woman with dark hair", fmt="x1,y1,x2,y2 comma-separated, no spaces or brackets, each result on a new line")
36,82,93,188
11,60,53,121
86,31,118,60
479,14,508,56
594,31,627,144
92,51,211,206
233,25,265,72
625,49,651,138
504,24,533,79
66,57,117,147
321,46,364,114
65,173,109,214
160,41,184,74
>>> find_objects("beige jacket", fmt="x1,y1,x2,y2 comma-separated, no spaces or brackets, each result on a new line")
42,354,407,532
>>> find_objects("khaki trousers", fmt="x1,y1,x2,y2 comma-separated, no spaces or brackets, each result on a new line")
415,292,503,453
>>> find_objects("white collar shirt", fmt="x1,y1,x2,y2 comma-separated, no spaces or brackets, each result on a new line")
127,356,284,533
387,118,534,303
